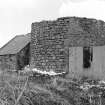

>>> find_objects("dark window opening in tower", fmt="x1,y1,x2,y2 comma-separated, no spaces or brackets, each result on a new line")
83,47,93,68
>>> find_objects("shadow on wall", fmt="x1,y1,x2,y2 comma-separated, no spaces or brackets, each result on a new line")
17,43,30,70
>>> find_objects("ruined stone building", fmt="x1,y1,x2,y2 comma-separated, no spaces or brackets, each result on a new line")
30,17,105,79
1,17,105,79
0,33,30,70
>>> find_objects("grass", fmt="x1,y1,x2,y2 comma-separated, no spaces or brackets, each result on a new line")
0,70,104,105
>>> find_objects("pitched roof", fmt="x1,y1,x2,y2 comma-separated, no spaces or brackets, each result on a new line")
0,33,31,55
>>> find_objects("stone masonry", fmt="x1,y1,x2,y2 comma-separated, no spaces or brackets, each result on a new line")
0,43,30,71
0,55,17,70
31,17,105,73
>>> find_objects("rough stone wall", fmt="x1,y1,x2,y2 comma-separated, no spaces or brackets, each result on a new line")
0,43,30,71
31,17,105,73
31,20,69,72
0,54,17,71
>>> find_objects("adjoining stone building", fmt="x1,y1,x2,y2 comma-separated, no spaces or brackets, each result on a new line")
30,17,105,79
0,33,30,71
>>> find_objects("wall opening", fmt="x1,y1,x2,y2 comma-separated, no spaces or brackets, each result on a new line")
83,47,93,68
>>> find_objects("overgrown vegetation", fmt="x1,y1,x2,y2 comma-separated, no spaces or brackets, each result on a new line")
0,70,105,105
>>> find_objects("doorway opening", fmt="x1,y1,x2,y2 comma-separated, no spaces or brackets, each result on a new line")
83,47,93,68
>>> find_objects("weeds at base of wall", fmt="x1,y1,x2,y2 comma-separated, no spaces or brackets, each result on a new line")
0,70,105,105
0,70,72,105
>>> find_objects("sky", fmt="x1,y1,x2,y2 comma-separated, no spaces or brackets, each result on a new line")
0,0,105,47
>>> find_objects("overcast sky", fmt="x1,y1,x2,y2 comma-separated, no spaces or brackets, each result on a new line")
0,0,105,47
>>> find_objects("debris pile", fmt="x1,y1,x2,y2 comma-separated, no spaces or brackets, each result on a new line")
32,68,66,76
